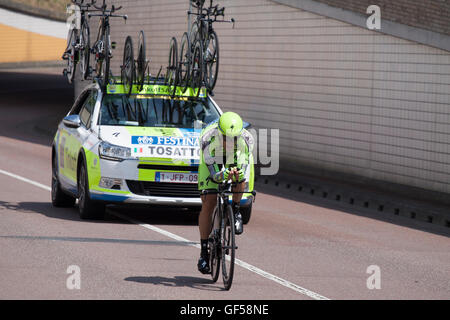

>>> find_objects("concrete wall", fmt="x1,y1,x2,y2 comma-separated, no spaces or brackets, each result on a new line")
302,0,450,36
77,0,450,196
0,7,66,64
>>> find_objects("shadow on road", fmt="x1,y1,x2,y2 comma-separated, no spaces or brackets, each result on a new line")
0,200,199,227
124,276,223,291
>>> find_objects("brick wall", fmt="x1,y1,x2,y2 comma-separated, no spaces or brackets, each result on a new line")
312,0,450,35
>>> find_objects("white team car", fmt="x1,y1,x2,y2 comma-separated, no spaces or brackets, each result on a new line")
51,82,255,220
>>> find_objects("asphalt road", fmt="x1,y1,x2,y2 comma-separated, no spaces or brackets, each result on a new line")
0,69,449,300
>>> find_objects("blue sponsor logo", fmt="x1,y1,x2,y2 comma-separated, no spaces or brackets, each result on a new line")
132,136,199,147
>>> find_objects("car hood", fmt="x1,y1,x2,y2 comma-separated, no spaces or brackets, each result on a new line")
100,126,201,163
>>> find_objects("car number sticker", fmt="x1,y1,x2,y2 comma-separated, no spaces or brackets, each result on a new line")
132,145,200,160
155,172,198,184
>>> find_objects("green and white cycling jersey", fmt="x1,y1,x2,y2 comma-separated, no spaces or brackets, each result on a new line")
198,121,255,191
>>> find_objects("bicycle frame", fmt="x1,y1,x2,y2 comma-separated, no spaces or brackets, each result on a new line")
190,1,233,42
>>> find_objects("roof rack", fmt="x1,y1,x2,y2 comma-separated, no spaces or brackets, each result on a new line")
104,76,208,99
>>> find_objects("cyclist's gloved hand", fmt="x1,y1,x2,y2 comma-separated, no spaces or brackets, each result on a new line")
213,168,231,183
231,167,244,182
223,168,232,181
237,168,245,182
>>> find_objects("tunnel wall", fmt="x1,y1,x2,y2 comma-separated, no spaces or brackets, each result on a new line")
75,0,450,196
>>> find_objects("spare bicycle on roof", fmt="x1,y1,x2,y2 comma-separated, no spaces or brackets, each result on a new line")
64,0,235,100
62,0,127,89
63,0,99,83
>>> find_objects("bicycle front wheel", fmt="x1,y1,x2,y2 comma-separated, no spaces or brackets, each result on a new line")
221,204,235,290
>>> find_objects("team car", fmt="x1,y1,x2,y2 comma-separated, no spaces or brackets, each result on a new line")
51,81,255,222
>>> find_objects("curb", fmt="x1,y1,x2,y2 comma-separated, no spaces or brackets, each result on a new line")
0,60,65,70
255,174,450,232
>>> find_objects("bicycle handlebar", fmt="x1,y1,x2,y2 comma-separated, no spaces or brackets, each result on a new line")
201,179,257,197
188,6,234,27
92,0,121,13
201,189,257,197
72,0,98,9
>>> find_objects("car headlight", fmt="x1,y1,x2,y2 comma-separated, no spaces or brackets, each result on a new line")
99,141,131,162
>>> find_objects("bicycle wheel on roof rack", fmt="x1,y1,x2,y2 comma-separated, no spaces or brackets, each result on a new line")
122,36,135,97
165,37,179,96
204,30,219,92
99,25,111,91
179,32,191,94
191,39,204,98
136,30,147,92
64,29,77,84
189,21,200,46
79,19,90,80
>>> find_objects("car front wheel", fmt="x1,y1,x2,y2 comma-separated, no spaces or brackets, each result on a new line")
51,154,76,207
78,161,105,220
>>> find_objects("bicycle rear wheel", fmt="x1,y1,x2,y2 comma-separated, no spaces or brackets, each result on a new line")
122,36,135,96
221,204,235,290
209,206,221,283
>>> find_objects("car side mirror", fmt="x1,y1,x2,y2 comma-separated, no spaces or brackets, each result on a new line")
63,115,81,129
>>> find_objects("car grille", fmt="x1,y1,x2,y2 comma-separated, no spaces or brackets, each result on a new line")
126,181,200,198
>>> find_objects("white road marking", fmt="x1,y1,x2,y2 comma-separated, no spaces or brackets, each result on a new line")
0,169,51,192
0,168,330,300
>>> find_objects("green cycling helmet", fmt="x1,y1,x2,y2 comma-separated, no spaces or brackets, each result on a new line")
218,112,243,137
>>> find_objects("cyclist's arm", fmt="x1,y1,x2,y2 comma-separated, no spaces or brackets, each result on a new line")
236,130,254,177
201,128,226,183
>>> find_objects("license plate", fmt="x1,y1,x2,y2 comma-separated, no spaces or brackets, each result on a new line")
155,172,198,184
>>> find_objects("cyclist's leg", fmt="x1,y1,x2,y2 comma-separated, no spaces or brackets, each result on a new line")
198,162,218,238
197,162,218,273
199,193,217,239
231,182,245,204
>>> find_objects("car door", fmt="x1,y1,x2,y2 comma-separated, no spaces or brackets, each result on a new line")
59,89,97,191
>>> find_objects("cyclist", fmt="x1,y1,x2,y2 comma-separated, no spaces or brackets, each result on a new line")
197,112,254,274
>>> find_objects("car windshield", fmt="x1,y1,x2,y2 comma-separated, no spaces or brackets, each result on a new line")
99,94,220,128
